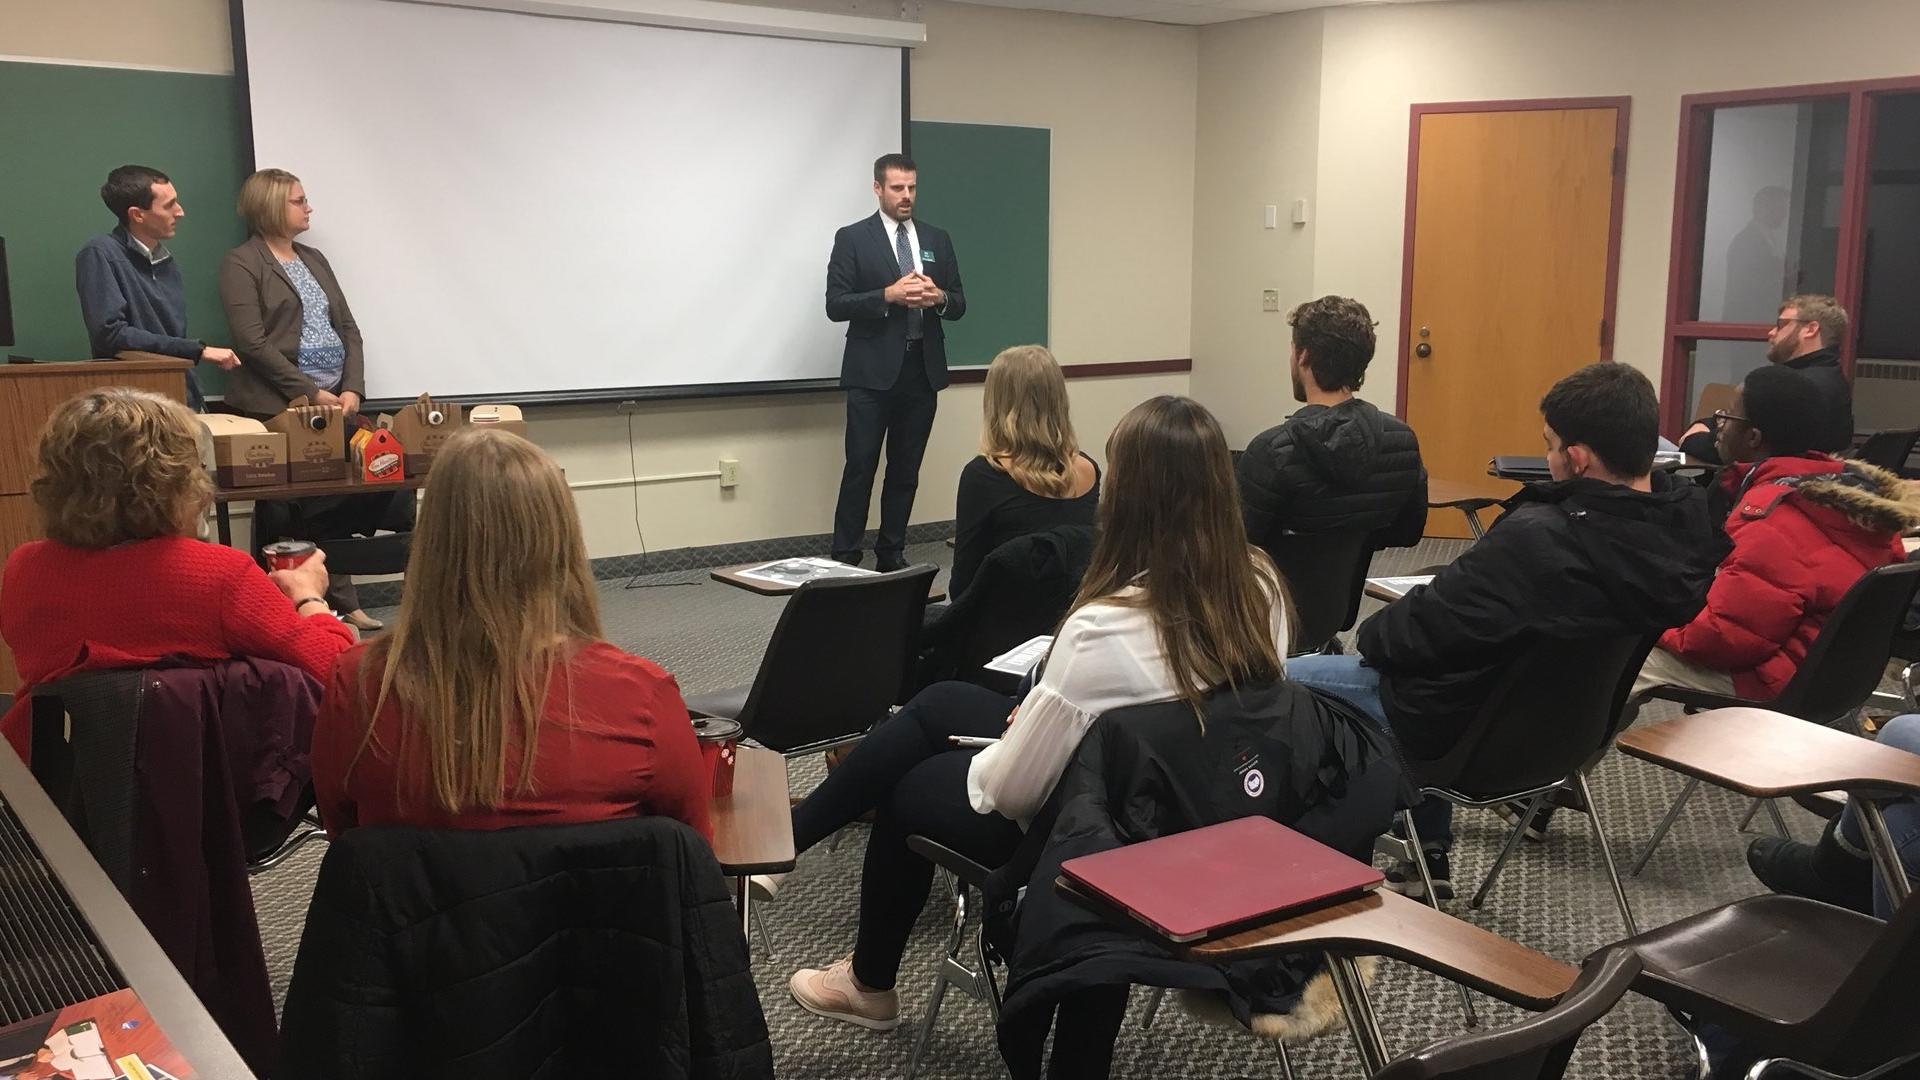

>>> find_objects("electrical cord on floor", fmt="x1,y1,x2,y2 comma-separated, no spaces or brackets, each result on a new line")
622,408,697,590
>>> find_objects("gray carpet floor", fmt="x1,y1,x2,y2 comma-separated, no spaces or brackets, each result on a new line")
250,537,1838,1079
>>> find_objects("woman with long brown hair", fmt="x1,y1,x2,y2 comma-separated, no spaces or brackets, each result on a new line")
308,427,710,839
949,346,1099,596
779,395,1289,1037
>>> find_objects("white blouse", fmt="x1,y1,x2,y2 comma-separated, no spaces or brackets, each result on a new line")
965,583,1291,825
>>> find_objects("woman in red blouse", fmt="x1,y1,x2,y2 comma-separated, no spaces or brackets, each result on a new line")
1,389,355,761
309,427,711,841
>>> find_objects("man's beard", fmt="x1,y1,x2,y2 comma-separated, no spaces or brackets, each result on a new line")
1291,368,1306,403
1767,335,1798,364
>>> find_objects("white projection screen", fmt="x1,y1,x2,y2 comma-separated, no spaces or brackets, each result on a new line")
239,0,907,402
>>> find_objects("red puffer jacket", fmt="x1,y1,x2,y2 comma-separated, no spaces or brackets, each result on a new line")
1660,455,1920,699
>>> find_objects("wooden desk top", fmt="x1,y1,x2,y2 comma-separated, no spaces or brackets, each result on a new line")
711,561,947,603
212,470,427,503
1057,875,1575,1011
1427,477,1514,508
1617,707,1920,799
709,746,796,877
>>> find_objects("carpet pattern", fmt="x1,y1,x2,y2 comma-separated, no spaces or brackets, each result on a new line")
251,537,1844,1079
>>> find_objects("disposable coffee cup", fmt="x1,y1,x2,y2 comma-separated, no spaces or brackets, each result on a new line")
262,540,318,571
693,717,743,798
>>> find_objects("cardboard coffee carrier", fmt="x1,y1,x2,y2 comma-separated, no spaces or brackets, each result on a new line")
381,393,462,475
199,414,288,488
267,396,347,482
350,426,406,483
466,403,527,440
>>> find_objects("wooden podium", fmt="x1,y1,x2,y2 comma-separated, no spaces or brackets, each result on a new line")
0,353,193,692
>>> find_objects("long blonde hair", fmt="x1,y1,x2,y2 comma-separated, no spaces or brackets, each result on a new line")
981,345,1080,497
349,427,603,812
1069,396,1286,713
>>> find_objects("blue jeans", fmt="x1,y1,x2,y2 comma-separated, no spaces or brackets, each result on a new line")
1286,654,1453,851
1839,713,1920,918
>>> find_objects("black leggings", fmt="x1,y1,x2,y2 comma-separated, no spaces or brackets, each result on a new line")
997,987,1134,1080
790,681,1023,991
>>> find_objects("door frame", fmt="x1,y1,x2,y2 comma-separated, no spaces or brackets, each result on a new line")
1395,96,1634,417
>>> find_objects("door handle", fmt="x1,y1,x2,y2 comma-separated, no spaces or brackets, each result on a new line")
1415,342,1432,358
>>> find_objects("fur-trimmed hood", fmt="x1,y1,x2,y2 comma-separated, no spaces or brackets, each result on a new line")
1733,456,1920,536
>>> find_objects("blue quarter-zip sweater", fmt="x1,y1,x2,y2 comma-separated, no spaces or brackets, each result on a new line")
75,226,205,407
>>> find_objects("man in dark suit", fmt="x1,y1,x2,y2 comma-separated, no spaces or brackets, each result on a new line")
826,153,966,571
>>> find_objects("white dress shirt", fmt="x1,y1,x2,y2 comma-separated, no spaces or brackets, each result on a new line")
966,580,1292,826
876,210,922,276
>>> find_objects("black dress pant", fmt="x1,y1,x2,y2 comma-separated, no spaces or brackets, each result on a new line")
833,344,938,562
253,490,416,611
789,681,1020,991
998,986,1133,1080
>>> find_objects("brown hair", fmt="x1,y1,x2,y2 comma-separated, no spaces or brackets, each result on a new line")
1069,395,1286,715
349,427,604,813
1288,295,1378,392
981,345,1080,497
1781,294,1850,350
236,168,300,238
31,389,211,548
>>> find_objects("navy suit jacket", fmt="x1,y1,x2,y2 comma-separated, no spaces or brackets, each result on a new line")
825,214,966,391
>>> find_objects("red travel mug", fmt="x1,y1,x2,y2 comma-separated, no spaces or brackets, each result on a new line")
693,717,742,798
262,540,318,570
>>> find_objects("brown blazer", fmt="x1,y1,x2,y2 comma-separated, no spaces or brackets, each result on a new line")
217,237,365,417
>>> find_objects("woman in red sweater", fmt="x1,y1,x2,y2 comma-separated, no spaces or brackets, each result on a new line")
1,389,356,761
309,427,712,840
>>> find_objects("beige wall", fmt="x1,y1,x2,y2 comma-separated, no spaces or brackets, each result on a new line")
9,0,1198,557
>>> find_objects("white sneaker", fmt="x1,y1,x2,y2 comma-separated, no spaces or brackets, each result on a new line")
749,872,787,902
789,957,902,1031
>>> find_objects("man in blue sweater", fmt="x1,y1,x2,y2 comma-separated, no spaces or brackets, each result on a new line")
75,165,239,409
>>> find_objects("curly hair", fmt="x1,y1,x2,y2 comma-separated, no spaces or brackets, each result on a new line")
1288,295,1378,392
32,389,212,549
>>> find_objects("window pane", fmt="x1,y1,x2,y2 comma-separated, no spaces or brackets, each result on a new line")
1685,340,1770,422
1691,99,1849,323
1859,92,1920,361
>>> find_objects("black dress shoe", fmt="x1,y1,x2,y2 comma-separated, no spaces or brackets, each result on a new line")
876,553,909,573
1747,819,1874,913
831,551,862,567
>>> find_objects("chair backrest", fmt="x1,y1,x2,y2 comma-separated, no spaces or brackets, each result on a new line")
1853,428,1920,474
940,526,1094,680
1799,887,1920,1069
1769,562,1920,724
1373,948,1641,1080
1418,632,1656,798
29,670,147,890
1261,529,1375,654
735,564,937,753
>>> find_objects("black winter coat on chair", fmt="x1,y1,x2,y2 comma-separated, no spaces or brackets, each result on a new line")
279,816,773,1080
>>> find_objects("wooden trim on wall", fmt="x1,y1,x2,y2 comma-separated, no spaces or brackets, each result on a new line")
947,357,1191,385
1395,96,1633,417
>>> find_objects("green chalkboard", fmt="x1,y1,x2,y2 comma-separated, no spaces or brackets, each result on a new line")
0,61,247,392
907,121,1049,369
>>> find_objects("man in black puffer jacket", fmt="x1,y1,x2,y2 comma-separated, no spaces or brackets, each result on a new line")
1236,295,1427,550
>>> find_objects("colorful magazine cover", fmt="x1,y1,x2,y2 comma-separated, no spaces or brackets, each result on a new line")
0,988,192,1080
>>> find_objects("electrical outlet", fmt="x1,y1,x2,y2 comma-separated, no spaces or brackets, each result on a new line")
1262,290,1280,313
719,458,740,488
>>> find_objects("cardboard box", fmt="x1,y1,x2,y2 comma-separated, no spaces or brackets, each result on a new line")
266,396,347,483
466,403,527,440
199,414,288,488
350,426,406,483
380,393,462,475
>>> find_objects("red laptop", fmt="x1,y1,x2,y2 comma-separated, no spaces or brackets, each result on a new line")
1060,816,1384,943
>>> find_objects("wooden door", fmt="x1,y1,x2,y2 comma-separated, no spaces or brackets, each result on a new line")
1404,105,1624,537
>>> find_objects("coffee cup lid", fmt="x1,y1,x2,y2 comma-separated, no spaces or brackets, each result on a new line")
693,717,743,742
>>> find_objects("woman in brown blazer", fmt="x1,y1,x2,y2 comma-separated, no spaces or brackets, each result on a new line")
219,169,408,631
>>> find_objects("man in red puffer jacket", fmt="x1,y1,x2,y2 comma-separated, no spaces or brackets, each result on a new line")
1633,364,1920,700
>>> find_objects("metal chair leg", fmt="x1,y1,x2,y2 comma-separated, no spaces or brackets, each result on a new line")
1274,1037,1296,1080
1738,797,1765,833
1630,775,1700,876
1140,986,1165,1029
1764,798,1792,840
1402,810,1477,1028
752,904,776,958
1471,790,1550,909
904,972,951,1080
1575,773,1638,935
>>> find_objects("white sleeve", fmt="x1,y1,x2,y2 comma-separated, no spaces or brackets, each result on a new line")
1271,584,1292,660
964,682,1094,823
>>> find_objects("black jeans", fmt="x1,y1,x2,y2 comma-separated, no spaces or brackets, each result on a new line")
254,490,415,611
833,344,938,562
791,681,1020,991
998,986,1133,1080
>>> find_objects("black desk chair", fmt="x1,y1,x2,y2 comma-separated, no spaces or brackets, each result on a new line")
686,564,938,756
1630,562,1920,874
1619,891,1920,1080
1262,528,1375,656
902,836,1004,1080
913,526,1094,697
1373,948,1641,1080
1852,428,1920,476
1381,633,1656,938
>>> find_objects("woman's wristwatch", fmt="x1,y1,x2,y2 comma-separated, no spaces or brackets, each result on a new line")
294,596,329,613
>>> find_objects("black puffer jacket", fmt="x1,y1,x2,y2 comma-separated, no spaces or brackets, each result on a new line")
1358,477,1726,760
1237,398,1427,548
986,682,1407,1031
279,816,774,1080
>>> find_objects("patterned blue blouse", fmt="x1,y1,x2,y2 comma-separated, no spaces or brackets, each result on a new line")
279,257,346,391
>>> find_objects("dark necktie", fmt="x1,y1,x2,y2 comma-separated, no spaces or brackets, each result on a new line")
895,221,924,341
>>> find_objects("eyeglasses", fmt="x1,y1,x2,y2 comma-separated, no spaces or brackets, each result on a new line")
1710,409,1751,429
1773,316,1804,331
289,197,311,207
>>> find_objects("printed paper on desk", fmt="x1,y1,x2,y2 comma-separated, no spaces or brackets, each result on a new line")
1365,575,1435,599
735,557,878,587
985,635,1052,676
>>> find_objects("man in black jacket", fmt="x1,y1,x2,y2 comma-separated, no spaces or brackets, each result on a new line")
1288,362,1723,898
1236,295,1427,549
1677,293,1854,463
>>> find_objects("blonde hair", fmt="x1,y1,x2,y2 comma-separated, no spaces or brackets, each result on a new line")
980,345,1079,498
31,388,211,548
1781,294,1850,350
350,427,604,813
236,168,300,238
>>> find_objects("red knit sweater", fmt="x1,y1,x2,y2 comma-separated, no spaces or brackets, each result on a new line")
1,535,356,760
